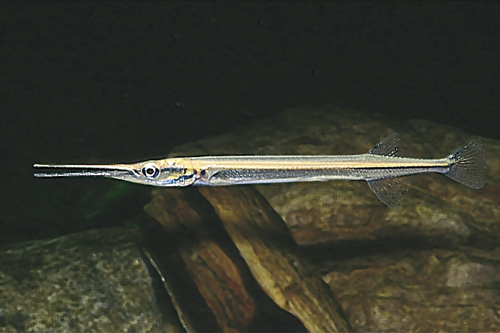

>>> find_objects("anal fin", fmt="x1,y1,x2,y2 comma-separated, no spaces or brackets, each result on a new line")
367,177,408,208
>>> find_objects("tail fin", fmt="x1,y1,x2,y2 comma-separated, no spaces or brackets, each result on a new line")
445,139,486,189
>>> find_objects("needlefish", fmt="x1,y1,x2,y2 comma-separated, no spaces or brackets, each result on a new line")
34,133,486,208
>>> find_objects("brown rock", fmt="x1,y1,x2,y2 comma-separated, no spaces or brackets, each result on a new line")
321,247,500,331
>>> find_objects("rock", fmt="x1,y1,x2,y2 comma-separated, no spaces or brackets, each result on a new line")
0,227,165,332
321,247,500,331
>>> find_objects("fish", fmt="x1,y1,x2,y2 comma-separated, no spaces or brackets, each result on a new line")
34,133,486,208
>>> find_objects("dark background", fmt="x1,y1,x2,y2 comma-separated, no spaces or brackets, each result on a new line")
1,1,499,244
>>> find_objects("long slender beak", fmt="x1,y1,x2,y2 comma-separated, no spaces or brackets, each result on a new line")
33,163,136,178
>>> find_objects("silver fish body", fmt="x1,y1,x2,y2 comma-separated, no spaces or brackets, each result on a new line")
34,133,486,207
188,154,450,186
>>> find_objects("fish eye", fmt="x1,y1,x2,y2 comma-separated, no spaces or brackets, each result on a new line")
142,163,160,178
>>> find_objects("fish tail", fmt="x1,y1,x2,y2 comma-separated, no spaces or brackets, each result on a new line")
444,139,486,189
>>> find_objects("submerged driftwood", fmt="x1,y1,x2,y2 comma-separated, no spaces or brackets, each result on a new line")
144,188,257,332
144,187,351,332
198,186,352,332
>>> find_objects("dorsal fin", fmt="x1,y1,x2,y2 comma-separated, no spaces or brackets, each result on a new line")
368,133,401,156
